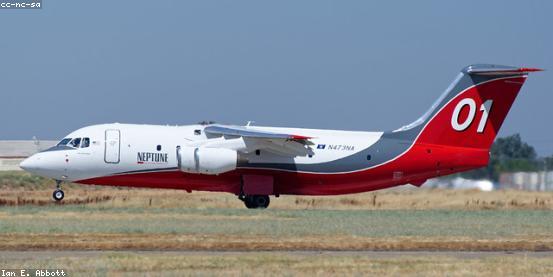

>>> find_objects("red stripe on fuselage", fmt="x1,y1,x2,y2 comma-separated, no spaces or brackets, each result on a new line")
76,143,488,196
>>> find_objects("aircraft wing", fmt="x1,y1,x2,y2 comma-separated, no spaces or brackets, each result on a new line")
202,124,315,156
204,124,312,141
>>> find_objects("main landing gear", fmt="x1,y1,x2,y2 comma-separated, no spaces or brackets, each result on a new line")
53,180,64,201
241,195,270,209
239,175,273,209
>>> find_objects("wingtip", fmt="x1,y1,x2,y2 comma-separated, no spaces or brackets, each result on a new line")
290,135,313,140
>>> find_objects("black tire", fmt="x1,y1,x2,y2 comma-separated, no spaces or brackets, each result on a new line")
244,198,252,208
243,195,270,209
253,195,270,209
244,196,256,209
53,189,64,201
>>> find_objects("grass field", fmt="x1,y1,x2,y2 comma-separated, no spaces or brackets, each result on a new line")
1,171,553,275
1,207,553,251
2,251,553,277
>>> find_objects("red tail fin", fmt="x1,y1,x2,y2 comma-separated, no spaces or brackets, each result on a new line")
414,65,541,150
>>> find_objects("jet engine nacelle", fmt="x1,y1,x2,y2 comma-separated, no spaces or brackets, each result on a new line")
177,146,237,175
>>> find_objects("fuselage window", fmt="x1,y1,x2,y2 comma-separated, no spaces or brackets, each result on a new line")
57,138,72,146
69,138,81,148
157,145,162,151
81,138,90,148
194,129,201,135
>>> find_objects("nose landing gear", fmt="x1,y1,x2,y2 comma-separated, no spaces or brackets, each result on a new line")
53,180,64,201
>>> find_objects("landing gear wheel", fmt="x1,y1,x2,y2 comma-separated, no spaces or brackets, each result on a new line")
243,195,270,209
253,195,270,209
53,189,64,201
244,198,255,209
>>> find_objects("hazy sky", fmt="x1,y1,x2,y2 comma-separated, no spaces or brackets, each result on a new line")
1,1,551,154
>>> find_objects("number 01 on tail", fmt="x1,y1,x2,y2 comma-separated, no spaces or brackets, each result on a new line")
451,98,493,133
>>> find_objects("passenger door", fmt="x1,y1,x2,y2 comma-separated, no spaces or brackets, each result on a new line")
104,129,121,164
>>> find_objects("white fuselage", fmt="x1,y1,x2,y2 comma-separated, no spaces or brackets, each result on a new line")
21,123,383,182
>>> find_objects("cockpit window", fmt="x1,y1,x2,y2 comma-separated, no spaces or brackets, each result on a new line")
81,138,90,148
69,138,81,148
57,138,72,146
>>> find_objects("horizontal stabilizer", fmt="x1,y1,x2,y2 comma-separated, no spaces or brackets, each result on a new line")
464,64,543,76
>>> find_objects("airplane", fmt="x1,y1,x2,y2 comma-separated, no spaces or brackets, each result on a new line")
19,64,542,209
